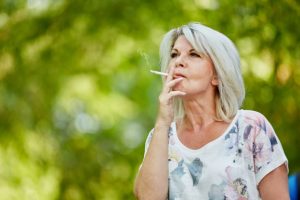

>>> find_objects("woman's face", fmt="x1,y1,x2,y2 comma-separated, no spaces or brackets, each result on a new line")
169,35,218,97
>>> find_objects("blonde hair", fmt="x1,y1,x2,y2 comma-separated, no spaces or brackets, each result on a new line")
159,22,245,122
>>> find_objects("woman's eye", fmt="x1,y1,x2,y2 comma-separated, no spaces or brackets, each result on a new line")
190,52,200,57
170,53,177,58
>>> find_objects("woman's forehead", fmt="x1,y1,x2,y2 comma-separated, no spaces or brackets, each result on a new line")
172,34,208,56
172,36,194,50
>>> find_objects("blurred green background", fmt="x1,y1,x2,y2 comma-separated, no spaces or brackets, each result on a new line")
0,0,299,199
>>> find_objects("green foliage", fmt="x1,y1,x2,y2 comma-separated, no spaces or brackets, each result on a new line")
0,0,300,199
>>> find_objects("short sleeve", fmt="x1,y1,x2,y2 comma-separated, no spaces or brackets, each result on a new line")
253,114,288,185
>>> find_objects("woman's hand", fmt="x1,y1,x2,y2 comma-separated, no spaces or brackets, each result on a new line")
156,66,186,126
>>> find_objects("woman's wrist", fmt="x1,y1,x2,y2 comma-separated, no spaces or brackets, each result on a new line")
155,118,172,130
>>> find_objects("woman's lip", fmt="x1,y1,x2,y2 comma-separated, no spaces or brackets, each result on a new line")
173,74,186,79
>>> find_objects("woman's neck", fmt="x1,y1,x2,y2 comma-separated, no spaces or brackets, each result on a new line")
179,95,217,133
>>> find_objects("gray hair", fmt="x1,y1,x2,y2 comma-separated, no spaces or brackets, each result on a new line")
159,22,245,122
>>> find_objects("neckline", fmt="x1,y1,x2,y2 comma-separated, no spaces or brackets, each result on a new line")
172,110,241,153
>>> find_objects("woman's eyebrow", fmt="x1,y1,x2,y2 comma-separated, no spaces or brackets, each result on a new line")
171,48,196,52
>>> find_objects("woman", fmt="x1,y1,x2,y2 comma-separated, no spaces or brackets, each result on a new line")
134,22,289,200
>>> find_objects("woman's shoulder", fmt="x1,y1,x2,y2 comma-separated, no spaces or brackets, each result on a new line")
238,109,271,129
239,109,268,121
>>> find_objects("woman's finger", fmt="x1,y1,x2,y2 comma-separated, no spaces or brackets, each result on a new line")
166,66,175,83
162,77,183,93
167,91,186,98
166,77,184,88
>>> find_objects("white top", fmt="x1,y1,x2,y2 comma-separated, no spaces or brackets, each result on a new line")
144,110,288,200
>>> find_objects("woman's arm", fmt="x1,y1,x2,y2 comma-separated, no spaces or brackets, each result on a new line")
134,66,185,200
258,164,290,200
134,123,170,200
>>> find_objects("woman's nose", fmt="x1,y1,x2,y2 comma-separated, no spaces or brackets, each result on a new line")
175,55,186,68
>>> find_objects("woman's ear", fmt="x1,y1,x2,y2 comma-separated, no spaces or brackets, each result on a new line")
211,75,219,86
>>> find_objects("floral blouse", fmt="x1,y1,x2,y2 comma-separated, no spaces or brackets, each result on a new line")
144,110,288,200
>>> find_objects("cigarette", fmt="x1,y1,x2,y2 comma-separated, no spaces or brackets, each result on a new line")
150,70,168,76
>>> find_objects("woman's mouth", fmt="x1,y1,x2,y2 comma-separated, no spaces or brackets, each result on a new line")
173,73,186,79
